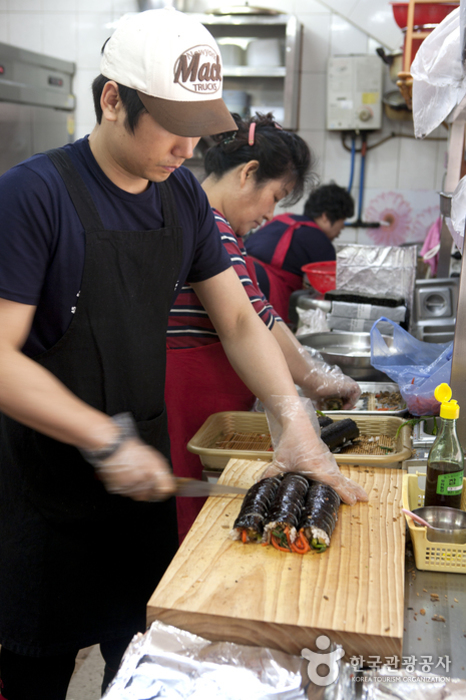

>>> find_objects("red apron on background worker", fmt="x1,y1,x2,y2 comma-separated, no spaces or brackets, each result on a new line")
248,213,321,321
245,183,355,322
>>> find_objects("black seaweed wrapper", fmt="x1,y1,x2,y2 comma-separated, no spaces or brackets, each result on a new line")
233,476,282,534
300,481,341,540
266,473,309,530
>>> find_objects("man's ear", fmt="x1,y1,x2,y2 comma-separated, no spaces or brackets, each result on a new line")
100,81,121,122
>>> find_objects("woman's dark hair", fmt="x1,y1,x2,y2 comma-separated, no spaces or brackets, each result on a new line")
92,74,147,133
303,183,354,224
204,113,315,205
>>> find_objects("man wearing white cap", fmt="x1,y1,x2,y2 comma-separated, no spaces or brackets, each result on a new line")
0,9,366,699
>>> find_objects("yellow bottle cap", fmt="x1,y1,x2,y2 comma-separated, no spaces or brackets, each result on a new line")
435,383,460,419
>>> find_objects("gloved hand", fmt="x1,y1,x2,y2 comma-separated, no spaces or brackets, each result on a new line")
80,413,175,501
94,438,176,501
260,395,368,506
297,346,361,410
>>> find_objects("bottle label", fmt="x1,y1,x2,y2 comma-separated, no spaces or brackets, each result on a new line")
436,470,464,495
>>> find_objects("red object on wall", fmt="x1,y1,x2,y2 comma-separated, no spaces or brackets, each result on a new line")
390,2,458,29
402,27,432,63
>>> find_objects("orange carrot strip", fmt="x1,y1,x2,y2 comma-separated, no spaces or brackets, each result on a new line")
297,533,311,553
241,529,248,544
290,531,311,554
271,534,290,552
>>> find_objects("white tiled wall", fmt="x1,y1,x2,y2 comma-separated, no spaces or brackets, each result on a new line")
0,0,447,246
0,0,138,136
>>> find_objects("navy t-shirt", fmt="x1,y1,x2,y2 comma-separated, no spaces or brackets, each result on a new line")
245,214,336,276
0,137,231,357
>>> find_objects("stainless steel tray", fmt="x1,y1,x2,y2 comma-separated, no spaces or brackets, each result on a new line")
323,381,407,416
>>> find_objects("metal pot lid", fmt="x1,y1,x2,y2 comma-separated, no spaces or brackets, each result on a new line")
207,4,281,15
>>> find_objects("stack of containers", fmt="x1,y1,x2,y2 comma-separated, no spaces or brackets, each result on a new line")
323,289,407,335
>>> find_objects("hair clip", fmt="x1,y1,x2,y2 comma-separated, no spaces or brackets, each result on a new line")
274,121,283,130
248,122,256,146
221,133,237,147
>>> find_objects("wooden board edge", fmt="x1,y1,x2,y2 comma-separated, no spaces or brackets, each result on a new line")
146,606,403,662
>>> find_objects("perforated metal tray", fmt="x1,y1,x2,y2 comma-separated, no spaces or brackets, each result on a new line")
323,382,407,416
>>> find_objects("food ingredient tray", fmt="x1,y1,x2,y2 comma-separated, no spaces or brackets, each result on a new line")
402,473,466,573
187,411,412,470
324,381,407,416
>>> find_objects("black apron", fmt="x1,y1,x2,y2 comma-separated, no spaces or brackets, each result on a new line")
0,148,181,656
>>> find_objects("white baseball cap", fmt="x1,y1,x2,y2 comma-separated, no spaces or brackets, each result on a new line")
100,8,237,137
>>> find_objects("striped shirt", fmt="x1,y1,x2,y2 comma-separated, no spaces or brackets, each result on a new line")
167,208,279,349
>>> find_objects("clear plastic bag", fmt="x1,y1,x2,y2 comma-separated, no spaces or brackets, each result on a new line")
411,8,466,138
449,176,466,253
370,318,452,416
295,307,329,336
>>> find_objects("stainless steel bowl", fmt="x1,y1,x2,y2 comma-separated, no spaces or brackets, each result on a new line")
413,506,466,544
298,331,392,381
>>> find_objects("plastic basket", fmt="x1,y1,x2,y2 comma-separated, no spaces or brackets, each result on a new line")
187,411,412,470
301,261,336,294
402,473,466,573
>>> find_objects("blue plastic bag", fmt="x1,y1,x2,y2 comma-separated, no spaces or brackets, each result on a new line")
370,317,453,416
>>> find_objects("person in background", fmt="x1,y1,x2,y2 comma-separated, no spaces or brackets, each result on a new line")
245,182,355,322
166,114,362,542
0,12,366,700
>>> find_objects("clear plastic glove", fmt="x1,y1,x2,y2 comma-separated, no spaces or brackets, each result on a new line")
80,413,176,501
94,438,176,501
298,346,361,410
260,395,368,506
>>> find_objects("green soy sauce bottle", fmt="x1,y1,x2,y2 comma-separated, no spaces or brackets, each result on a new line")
425,383,464,510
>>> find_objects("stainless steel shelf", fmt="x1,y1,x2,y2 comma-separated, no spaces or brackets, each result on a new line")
223,66,286,78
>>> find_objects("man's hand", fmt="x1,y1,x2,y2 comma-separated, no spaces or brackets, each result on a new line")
94,438,176,501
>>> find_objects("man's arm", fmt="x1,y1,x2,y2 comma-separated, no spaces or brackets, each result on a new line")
0,298,174,499
192,268,367,505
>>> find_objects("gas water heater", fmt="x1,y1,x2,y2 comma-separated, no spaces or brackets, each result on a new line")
326,55,383,131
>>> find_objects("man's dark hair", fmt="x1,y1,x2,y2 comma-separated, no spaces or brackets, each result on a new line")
303,183,354,224
91,74,147,133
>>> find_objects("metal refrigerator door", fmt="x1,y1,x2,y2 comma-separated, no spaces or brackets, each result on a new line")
0,102,34,176
0,102,73,177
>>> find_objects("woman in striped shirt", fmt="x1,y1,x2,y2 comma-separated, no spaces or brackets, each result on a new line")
166,113,360,542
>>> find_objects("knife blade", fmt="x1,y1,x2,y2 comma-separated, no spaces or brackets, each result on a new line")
174,477,248,498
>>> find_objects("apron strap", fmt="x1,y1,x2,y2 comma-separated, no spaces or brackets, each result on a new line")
46,148,104,232
158,177,180,230
270,215,321,269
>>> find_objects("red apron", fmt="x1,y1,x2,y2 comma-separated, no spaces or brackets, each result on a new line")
250,215,320,322
165,342,255,543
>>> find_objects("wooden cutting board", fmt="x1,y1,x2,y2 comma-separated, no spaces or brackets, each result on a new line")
147,460,405,661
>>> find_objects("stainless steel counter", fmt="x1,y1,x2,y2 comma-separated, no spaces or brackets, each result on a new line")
403,538,466,680
402,450,466,680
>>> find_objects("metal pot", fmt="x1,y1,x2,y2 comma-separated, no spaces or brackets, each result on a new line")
383,90,412,121
299,331,392,382
376,47,403,83
137,0,186,10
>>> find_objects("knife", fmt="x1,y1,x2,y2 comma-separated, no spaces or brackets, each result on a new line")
175,477,248,498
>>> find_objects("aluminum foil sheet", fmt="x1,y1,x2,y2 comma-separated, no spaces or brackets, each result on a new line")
335,245,417,320
355,667,466,699
103,621,311,699
102,622,466,699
